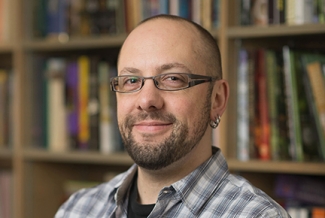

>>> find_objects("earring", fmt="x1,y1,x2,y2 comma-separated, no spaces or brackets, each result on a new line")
209,115,221,129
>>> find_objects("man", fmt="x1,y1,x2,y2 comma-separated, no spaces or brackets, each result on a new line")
55,15,290,218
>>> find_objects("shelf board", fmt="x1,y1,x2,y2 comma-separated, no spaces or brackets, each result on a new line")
0,148,12,159
23,149,133,166
228,23,325,38
210,29,220,38
0,42,14,53
23,34,127,51
228,159,325,175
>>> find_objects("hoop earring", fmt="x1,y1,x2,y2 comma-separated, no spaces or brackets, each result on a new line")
209,115,221,129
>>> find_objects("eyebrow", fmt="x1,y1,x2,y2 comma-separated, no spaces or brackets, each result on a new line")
119,62,192,75
119,67,141,75
158,62,191,72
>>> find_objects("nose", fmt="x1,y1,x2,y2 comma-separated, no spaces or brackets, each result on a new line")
136,78,164,112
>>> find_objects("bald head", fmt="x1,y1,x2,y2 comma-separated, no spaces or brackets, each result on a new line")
118,15,222,79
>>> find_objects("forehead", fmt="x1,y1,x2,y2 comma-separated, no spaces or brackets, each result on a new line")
118,19,202,73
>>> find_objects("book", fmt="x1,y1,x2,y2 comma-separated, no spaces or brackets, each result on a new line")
201,0,212,30
247,50,258,159
240,0,252,25
254,49,271,160
294,52,322,161
312,207,325,218
191,0,201,25
237,49,250,161
0,171,13,218
251,0,268,26
178,0,191,19
266,50,281,160
46,0,68,39
212,0,219,28
46,58,68,152
0,70,9,147
29,57,49,148
275,174,325,206
274,51,290,160
66,60,79,149
98,61,115,153
88,57,100,150
78,56,90,150
282,46,304,161
67,0,82,37
93,0,122,35
286,0,296,25
301,54,325,160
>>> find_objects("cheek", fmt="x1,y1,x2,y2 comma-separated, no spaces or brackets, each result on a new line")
169,96,203,122
116,97,132,119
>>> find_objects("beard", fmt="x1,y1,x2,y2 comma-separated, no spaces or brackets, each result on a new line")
119,94,211,170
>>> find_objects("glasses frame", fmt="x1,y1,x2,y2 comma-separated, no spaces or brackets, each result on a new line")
110,73,218,93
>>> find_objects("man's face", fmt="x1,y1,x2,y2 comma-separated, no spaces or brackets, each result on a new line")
116,20,212,170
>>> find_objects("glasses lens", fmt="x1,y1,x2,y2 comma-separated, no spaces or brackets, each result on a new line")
113,76,142,92
156,73,189,90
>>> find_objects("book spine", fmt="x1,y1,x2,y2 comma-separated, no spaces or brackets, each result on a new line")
0,70,8,147
266,50,280,160
98,61,115,153
78,56,90,150
240,0,252,25
159,0,169,14
306,61,325,160
252,0,268,26
282,47,304,161
254,49,271,160
46,58,68,152
66,61,79,149
88,57,100,151
237,49,250,161
201,0,212,29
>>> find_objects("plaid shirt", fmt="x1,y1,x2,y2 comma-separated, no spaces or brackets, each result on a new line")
55,147,290,218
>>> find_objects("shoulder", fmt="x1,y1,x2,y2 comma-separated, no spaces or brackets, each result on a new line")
204,173,290,217
54,172,127,218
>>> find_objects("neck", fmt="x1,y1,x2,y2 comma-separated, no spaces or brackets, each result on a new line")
136,142,212,204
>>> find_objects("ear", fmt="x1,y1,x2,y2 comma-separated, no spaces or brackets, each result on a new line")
210,79,229,120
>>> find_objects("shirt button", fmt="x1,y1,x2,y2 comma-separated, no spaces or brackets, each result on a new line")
163,190,170,194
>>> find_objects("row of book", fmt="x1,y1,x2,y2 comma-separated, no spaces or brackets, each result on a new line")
275,174,325,218
0,170,12,218
287,207,325,218
240,0,325,26
237,47,325,162
0,0,12,42
30,56,123,153
0,69,13,149
32,0,220,39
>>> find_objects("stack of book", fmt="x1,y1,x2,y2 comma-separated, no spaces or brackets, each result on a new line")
32,0,220,39
237,47,325,162
239,0,325,26
30,56,122,153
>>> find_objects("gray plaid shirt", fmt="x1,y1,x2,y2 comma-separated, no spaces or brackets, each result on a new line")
55,147,290,218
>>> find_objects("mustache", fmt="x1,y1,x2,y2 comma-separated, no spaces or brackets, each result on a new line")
124,111,177,126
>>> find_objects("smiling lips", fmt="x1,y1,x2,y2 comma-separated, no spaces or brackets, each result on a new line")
133,121,173,133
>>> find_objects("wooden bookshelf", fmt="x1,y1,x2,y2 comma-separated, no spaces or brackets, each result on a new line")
228,159,325,175
23,149,133,166
228,23,325,38
0,0,323,217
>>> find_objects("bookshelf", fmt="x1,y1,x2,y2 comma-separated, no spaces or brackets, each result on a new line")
0,0,323,217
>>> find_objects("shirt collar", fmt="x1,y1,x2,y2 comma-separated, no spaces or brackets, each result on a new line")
113,164,138,205
171,146,229,215
112,146,229,216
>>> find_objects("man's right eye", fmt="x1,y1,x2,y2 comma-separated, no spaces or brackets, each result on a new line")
124,77,140,85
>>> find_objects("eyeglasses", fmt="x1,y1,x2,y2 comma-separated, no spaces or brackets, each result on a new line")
110,73,217,93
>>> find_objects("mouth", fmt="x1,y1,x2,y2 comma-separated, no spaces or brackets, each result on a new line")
133,121,173,133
